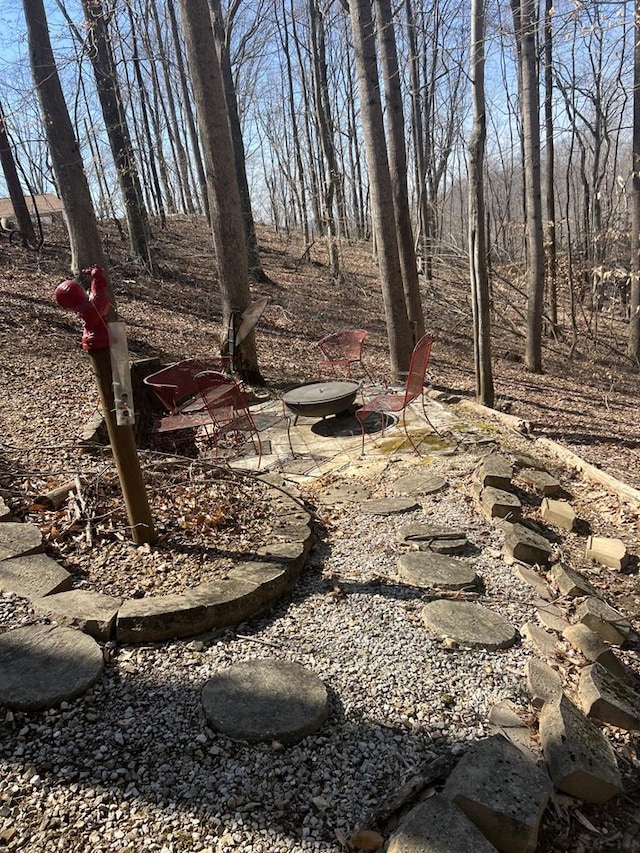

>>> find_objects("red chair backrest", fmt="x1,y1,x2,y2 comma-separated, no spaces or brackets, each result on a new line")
317,329,368,361
144,357,230,412
403,334,434,404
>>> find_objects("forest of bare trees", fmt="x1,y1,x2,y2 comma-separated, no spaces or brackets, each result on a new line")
0,0,638,386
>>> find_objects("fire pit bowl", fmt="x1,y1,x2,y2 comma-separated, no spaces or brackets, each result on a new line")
283,380,360,419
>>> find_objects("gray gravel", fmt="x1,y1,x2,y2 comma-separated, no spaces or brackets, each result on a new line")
0,450,633,851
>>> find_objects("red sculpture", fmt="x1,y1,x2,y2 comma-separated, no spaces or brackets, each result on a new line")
55,265,111,351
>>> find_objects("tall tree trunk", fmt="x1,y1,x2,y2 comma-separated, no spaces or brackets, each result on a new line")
126,3,166,227
347,0,412,379
513,0,545,372
148,0,196,215
178,0,261,383
24,0,106,276
374,0,424,343
309,0,341,281
0,97,38,249
208,0,267,281
543,0,557,329
630,0,640,363
469,0,494,407
80,0,154,271
404,0,429,277
166,0,209,221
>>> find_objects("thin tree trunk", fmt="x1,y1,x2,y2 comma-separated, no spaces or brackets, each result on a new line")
629,0,640,362
148,0,195,215
513,0,545,372
166,0,209,221
543,0,557,329
208,0,267,281
347,0,412,379
309,0,341,281
469,0,494,406
126,3,166,227
375,0,424,343
0,97,38,248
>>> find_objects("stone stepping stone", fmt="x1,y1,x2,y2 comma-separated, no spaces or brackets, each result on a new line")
539,694,622,803
201,659,328,744
445,734,552,853
579,661,640,731
320,484,370,505
421,600,517,650
0,522,43,561
360,497,420,516
397,523,468,555
0,553,72,599
0,624,103,711
387,794,499,853
398,552,479,591
392,473,448,496
503,523,552,566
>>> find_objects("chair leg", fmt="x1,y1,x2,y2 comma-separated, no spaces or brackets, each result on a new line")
402,408,422,456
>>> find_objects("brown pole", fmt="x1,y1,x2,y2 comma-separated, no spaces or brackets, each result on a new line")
89,347,155,544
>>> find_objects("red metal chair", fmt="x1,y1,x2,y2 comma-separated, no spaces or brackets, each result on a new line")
355,334,439,455
143,357,231,415
316,329,373,382
196,372,294,466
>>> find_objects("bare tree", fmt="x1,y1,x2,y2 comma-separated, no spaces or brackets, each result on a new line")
468,0,494,406
347,0,413,378
630,0,640,363
0,97,39,249
177,0,262,383
79,0,154,271
511,0,545,372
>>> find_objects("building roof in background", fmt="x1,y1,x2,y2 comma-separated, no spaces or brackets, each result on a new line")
0,193,65,219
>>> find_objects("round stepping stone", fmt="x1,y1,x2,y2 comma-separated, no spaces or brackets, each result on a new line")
321,484,370,505
398,523,468,555
398,552,479,591
0,624,104,710
201,659,329,744
421,600,517,650
392,473,448,496
360,497,420,516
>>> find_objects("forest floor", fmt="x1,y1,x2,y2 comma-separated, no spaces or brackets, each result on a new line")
1,217,640,851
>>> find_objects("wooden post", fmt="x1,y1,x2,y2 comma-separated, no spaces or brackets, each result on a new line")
89,347,155,544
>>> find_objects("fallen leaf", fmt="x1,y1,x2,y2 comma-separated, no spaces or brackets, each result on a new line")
574,810,602,835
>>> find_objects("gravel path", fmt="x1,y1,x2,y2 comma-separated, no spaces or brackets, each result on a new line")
0,445,638,852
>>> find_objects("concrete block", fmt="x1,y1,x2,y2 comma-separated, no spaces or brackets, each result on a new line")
550,563,597,598
387,795,499,852
539,695,622,803
575,597,631,646
586,536,631,571
503,524,552,566
563,624,627,680
525,658,562,709
541,499,576,531
579,662,640,731
476,454,514,490
445,734,551,853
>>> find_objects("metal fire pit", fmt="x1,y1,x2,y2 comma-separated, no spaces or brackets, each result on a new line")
283,380,360,419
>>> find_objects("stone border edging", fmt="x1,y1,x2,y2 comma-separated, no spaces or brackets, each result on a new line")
0,482,315,645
